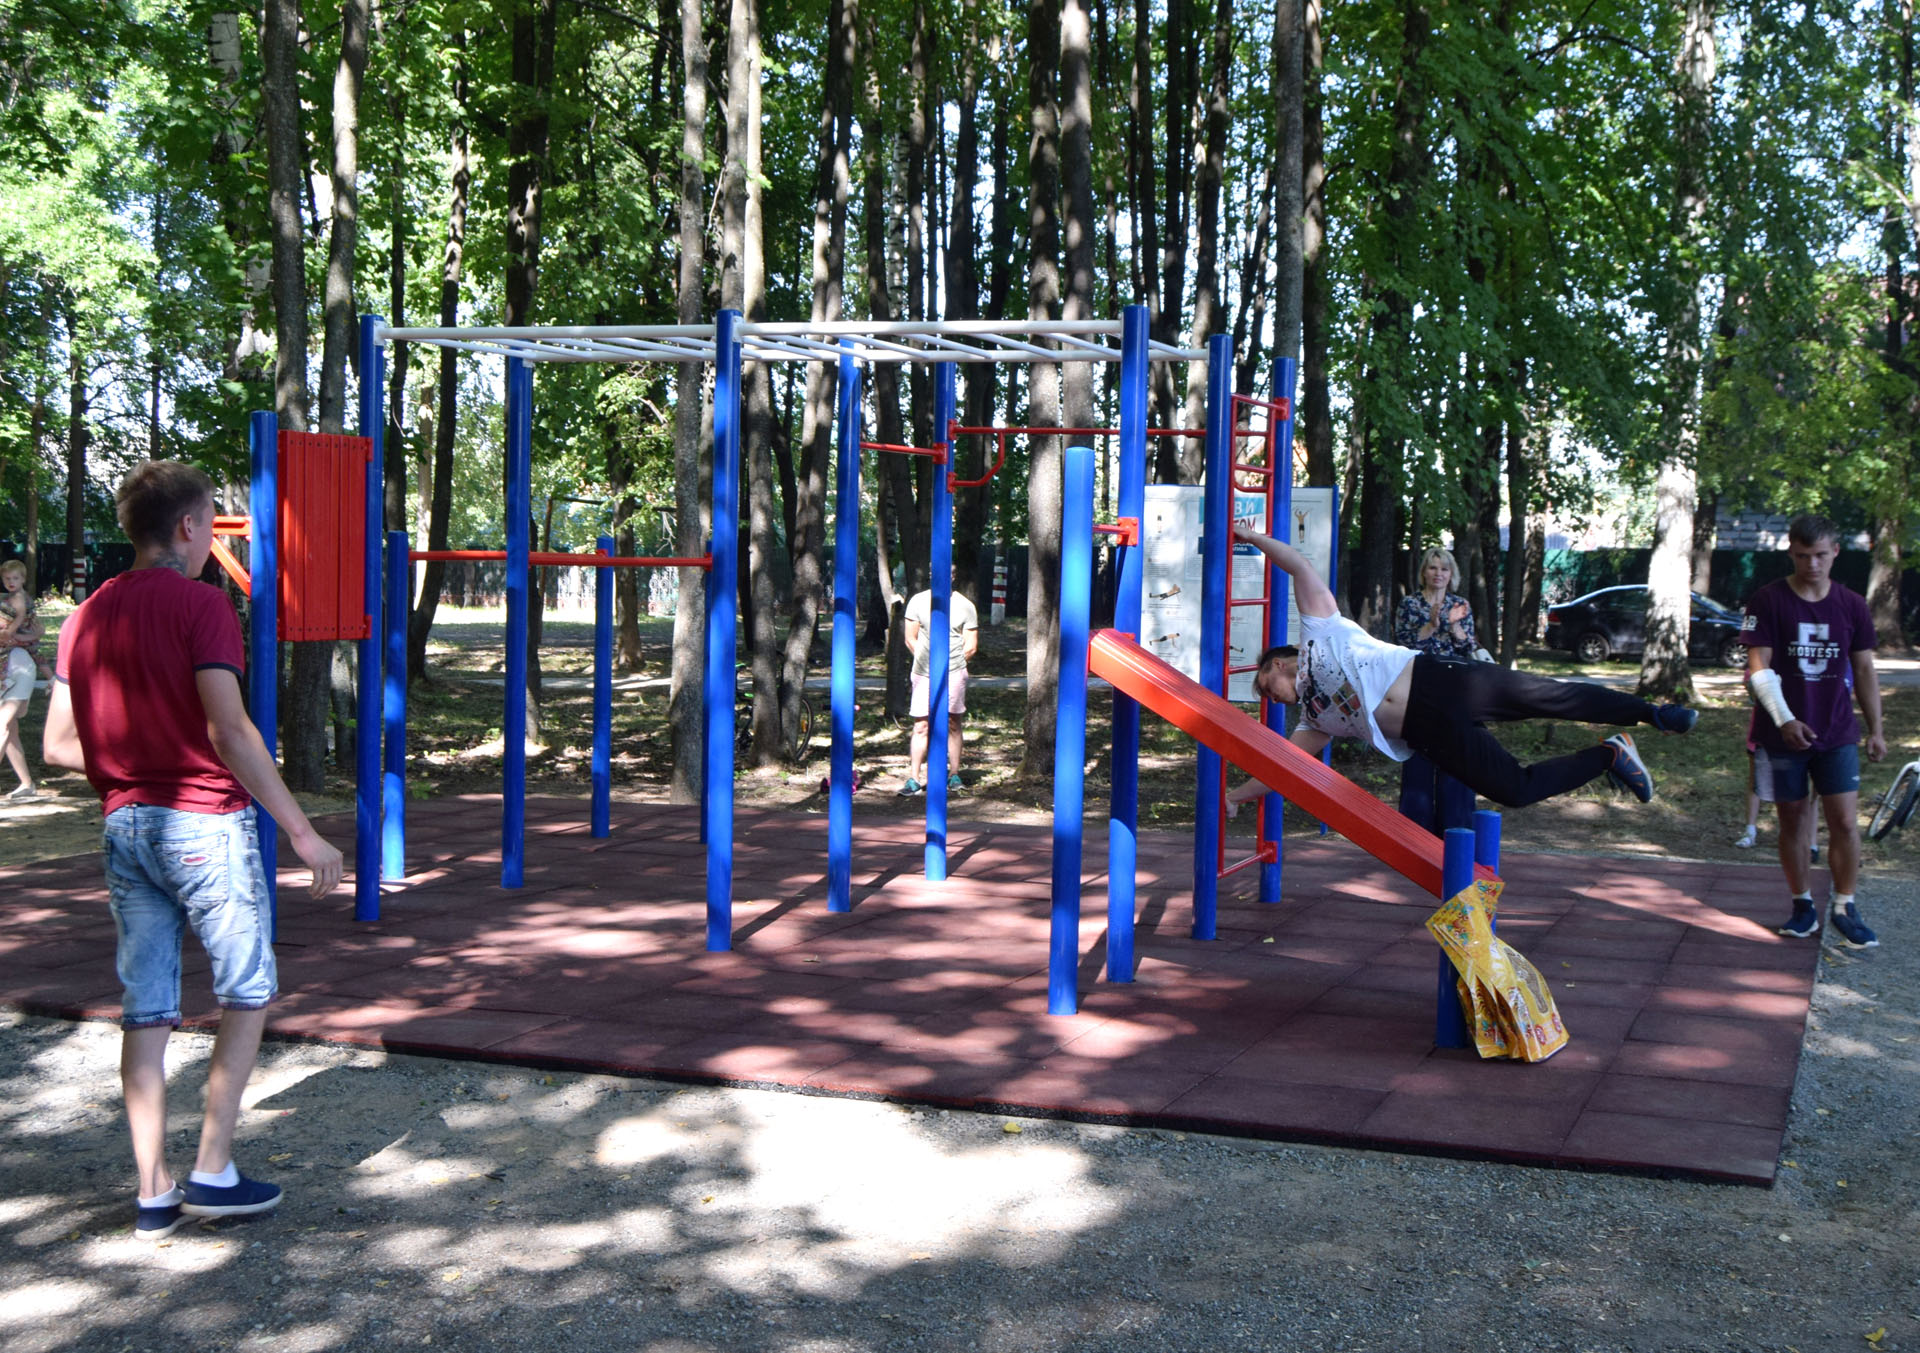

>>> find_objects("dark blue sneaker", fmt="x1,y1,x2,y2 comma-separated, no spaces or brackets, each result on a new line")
180,1173,282,1218
1652,704,1698,734
1604,734,1654,802
1776,897,1820,939
1828,902,1878,949
896,778,923,797
135,1198,184,1242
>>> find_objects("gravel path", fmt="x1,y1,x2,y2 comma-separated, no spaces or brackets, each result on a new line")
3,875,1917,1353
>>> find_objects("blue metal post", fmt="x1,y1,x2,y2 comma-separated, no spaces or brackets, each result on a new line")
1049,446,1096,1015
828,346,862,912
1106,305,1149,983
355,316,385,922
247,411,280,929
592,533,614,838
1192,333,1234,941
703,310,742,950
925,362,957,879
1259,356,1299,905
382,529,408,882
503,356,533,888
1475,807,1501,935
1435,825,1476,1048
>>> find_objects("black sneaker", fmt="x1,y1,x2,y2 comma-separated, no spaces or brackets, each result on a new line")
180,1173,282,1218
1776,897,1820,939
1604,734,1654,802
135,1198,184,1242
1828,902,1878,949
1651,704,1698,734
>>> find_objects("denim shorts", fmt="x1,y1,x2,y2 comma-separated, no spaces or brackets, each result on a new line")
1765,742,1861,803
104,804,276,1030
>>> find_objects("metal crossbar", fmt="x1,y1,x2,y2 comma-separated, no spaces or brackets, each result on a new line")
376,319,1209,366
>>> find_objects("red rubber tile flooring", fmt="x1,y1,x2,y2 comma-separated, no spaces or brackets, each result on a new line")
1,796,1817,1184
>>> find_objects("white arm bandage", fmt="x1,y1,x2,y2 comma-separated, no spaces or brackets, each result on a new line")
1749,668,1796,727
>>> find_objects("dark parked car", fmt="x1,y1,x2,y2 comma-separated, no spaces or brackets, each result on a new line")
1544,585,1747,668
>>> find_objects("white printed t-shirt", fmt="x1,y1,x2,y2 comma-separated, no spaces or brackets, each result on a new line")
905,590,979,677
1294,611,1418,761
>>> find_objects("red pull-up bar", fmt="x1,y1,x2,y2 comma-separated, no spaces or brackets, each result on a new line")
409,549,713,568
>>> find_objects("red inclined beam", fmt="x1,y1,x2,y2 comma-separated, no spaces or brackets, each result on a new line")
1087,629,1496,898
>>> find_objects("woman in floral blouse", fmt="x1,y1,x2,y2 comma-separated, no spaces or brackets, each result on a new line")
1393,546,1478,836
1394,546,1477,659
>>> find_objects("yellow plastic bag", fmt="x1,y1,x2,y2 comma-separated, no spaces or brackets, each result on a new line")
1425,877,1569,1063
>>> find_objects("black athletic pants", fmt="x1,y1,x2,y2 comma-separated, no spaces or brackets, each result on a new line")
1400,656,1658,808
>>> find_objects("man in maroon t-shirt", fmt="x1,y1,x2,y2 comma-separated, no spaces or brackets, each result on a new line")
1739,513,1887,947
43,461,342,1241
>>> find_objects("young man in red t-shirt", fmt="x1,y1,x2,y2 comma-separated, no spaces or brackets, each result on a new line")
43,461,343,1240
1740,513,1887,947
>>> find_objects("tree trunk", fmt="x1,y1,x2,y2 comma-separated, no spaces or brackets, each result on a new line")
262,0,328,791
1061,0,1096,431
316,0,369,438
948,25,987,605
409,51,468,685
1299,0,1332,485
506,0,557,738
1350,0,1428,633
1019,0,1064,782
64,315,87,600
1179,0,1232,448
385,83,410,534
1639,0,1714,702
860,85,921,719
668,0,711,803
1151,0,1193,465
779,0,855,759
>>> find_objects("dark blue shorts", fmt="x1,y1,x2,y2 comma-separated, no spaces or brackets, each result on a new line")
1766,743,1861,802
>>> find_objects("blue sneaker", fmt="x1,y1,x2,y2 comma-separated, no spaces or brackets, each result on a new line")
896,778,923,797
947,772,964,791
1828,902,1879,950
1776,897,1820,939
1604,734,1654,802
135,1198,184,1242
1652,703,1698,734
180,1172,282,1218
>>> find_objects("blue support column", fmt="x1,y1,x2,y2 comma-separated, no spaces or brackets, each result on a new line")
1435,826,1476,1048
925,362,957,879
355,316,385,922
1106,305,1149,984
1191,333,1234,941
1259,356,1299,906
382,529,408,882
592,533,614,838
703,310,742,950
828,346,863,912
1475,808,1502,935
1048,445,1097,1015
247,411,280,931
503,356,534,888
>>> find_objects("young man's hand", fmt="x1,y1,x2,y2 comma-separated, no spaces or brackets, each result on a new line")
1865,730,1888,761
1779,720,1814,751
290,829,344,899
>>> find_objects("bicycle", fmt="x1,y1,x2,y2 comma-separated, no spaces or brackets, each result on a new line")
735,672,817,765
1867,757,1920,841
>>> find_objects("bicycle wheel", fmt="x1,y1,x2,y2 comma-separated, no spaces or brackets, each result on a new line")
1867,763,1920,841
788,697,817,764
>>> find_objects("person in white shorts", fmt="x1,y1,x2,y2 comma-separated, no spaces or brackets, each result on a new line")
900,588,979,795
1736,716,1819,860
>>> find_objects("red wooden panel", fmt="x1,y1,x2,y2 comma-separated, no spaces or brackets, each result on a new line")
277,431,371,641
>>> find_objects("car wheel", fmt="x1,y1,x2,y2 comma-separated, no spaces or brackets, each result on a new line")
1718,636,1746,670
1574,631,1611,663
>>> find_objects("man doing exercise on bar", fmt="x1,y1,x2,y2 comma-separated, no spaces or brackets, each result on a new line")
1225,526,1697,814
